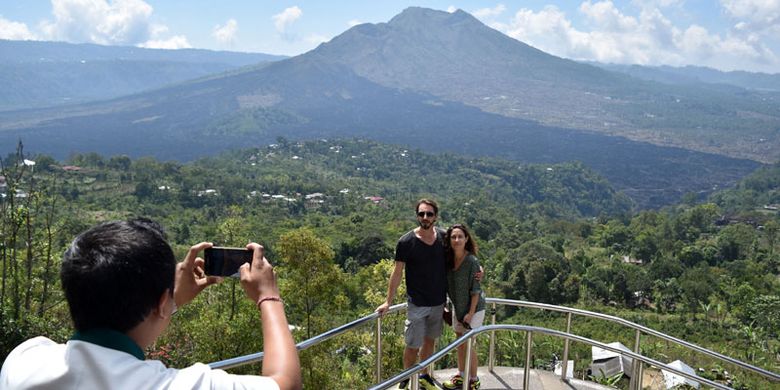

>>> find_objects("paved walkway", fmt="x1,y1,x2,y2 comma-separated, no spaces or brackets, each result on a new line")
431,367,612,390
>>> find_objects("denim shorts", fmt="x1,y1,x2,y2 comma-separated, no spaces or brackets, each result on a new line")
404,302,444,348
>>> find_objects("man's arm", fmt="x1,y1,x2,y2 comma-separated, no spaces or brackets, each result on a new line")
240,243,302,390
375,261,405,316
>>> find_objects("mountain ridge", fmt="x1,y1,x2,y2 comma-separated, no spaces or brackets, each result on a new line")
306,7,780,163
0,7,766,208
0,39,286,111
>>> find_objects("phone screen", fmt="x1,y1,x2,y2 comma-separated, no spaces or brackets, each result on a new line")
204,247,253,277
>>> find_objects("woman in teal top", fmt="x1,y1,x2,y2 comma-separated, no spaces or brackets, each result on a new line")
443,223,485,390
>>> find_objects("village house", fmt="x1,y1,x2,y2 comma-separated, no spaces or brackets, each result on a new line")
365,196,384,204
196,189,218,197
621,255,643,265
304,193,326,209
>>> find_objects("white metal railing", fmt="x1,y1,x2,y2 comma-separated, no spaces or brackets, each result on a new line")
208,298,780,389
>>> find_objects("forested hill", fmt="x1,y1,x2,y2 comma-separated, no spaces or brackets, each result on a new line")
710,162,780,213
24,138,631,223
212,138,632,218
2,138,779,388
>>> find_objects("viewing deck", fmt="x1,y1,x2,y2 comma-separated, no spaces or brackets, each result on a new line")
433,366,612,390
210,298,780,390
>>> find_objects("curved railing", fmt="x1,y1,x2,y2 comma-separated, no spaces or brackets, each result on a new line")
484,298,780,388
369,324,732,390
208,303,407,370
208,298,780,389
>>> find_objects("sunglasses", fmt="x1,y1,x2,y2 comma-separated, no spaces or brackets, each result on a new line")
417,211,435,218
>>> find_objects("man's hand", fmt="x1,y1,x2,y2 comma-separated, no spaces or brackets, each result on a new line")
239,243,280,303
375,302,390,316
174,242,221,307
463,312,474,325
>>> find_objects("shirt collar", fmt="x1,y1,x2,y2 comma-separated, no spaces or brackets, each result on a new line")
71,328,145,360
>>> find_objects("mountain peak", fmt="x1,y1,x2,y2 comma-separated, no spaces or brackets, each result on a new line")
388,7,481,30
312,6,545,73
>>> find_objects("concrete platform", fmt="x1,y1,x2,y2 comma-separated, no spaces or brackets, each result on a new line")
432,366,613,390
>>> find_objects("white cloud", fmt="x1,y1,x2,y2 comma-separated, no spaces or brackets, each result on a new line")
720,0,780,60
305,33,329,45
493,1,779,72
33,0,189,49
447,6,458,13
580,1,638,32
0,16,37,40
40,0,153,45
721,0,780,27
631,0,683,8
139,35,191,49
213,18,238,44
273,6,302,33
473,4,506,19
347,19,362,28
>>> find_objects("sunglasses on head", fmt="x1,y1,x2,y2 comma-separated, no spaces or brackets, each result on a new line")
417,211,435,218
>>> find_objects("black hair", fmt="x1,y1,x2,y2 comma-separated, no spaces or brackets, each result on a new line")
444,223,479,270
60,218,176,332
416,198,439,215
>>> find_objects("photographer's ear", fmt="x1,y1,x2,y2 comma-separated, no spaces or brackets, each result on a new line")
156,289,176,320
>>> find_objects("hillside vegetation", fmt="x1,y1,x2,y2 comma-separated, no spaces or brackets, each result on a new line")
1,139,778,388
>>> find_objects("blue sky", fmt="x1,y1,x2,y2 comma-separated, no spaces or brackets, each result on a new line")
1,1,779,73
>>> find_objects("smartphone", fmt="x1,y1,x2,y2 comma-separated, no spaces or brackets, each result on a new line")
204,247,253,277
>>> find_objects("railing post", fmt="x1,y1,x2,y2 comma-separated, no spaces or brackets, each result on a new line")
524,331,532,390
630,329,641,390
488,302,496,372
462,337,473,390
560,312,572,382
636,360,644,390
410,374,419,390
375,315,382,384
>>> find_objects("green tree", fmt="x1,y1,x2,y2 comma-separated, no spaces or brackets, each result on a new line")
599,220,632,253
679,266,716,318
742,295,780,337
718,224,757,262
502,240,575,304
276,228,348,388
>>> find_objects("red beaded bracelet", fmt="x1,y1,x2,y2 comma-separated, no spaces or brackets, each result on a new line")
256,296,284,309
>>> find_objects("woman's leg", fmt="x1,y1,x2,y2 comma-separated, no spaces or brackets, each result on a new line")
468,343,478,379
455,331,466,372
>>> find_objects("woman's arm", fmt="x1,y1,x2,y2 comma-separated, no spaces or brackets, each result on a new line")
464,256,482,324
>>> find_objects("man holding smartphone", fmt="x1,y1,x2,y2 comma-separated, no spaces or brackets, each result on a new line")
0,218,301,390
376,199,447,390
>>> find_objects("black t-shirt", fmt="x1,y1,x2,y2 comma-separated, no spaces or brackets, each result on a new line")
395,227,447,306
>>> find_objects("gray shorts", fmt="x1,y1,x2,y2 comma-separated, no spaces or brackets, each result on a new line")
404,302,444,349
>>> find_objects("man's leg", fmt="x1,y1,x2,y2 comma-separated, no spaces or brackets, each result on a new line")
421,303,445,374
416,303,444,389
404,346,420,369
419,336,436,374
400,303,427,388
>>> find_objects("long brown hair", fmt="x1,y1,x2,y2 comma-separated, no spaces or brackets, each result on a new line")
444,223,479,270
